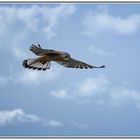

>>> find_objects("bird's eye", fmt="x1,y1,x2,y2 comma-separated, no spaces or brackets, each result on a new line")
62,54,67,58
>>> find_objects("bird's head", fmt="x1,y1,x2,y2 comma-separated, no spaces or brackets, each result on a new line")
61,52,70,60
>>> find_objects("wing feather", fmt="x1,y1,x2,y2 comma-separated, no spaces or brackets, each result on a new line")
30,44,63,58
57,57,105,69
30,44,50,56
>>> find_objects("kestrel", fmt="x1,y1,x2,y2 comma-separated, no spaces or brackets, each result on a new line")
23,44,105,71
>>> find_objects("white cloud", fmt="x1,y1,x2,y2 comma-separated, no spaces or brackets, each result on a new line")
18,4,76,39
50,75,109,103
0,108,63,127
0,4,76,41
51,89,69,99
82,5,140,37
0,5,69,87
44,120,63,127
14,67,62,86
88,46,116,56
109,87,140,106
12,47,26,59
50,74,140,109
0,108,41,126
42,4,76,39
16,70,42,86
72,121,89,129
10,30,30,60
0,4,76,60
0,66,63,87
76,76,109,97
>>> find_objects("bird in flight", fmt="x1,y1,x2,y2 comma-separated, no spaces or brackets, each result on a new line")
23,44,105,71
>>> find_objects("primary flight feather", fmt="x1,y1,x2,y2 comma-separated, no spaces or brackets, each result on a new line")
23,44,105,71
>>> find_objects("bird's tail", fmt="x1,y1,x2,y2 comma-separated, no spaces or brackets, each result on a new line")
23,58,51,71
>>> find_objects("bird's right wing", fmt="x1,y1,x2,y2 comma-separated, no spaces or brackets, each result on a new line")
57,57,105,69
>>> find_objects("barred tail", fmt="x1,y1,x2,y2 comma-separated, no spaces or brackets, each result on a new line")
22,58,51,71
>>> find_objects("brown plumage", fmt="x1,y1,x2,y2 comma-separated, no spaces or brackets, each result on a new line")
22,44,105,71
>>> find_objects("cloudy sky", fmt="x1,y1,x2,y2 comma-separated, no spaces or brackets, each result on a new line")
0,3,140,136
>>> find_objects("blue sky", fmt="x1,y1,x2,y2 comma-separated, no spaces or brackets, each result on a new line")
0,3,140,136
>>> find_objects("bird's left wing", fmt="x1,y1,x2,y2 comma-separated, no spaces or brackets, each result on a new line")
30,44,50,56
30,44,62,57
57,57,105,69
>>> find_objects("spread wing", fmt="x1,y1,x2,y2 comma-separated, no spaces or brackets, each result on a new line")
57,57,105,69
30,44,50,56
23,56,51,71
30,44,62,57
